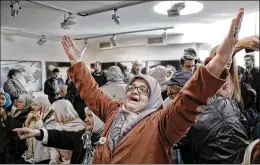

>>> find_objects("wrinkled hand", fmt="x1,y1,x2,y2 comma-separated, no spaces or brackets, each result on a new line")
61,36,87,62
217,8,244,58
13,127,41,140
237,35,260,51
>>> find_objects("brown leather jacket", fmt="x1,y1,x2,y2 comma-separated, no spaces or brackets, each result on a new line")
68,61,228,164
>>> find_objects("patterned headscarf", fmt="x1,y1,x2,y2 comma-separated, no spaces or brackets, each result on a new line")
17,94,33,111
106,66,125,83
81,108,104,164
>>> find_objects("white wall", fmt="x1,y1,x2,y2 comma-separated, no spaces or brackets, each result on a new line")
1,34,196,96
1,11,259,96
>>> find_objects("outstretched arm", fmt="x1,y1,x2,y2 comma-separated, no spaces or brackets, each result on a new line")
62,36,121,121
158,8,244,146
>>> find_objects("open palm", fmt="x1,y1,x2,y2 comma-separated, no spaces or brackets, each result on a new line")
217,8,244,57
62,36,87,61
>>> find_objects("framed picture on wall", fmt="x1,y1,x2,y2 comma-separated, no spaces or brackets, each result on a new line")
147,60,180,71
90,62,116,75
45,62,71,83
0,60,42,92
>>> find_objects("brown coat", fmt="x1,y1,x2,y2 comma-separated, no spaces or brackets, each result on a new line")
68,61,228,164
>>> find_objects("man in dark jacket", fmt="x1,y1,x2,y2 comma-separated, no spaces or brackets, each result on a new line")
243,54,260,113
91,62,107,87
44,68,64,103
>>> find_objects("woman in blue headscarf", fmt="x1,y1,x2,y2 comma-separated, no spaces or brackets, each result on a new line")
0,90,14,113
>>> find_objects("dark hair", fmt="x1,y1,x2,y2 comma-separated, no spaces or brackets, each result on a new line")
52,68,60,73
7,69,21,79
180,55,194,66
184,48,197,57
244,54,255,63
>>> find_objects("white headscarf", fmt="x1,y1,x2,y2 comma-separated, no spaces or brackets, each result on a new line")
32,96,52,116
84,107,104,133
106,66,125,83
52,100,85,132
147,65,167,91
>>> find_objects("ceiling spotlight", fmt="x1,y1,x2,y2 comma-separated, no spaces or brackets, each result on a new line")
162,29,167,40
167,1,186,17
60,13,77,30
37,35,47,45
112,9,120,25
110,35,118,46
10,0,21,17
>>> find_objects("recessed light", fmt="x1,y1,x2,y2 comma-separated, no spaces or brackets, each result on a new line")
154,1,203,16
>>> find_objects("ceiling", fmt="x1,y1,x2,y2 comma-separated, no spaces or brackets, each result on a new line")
1,1,259,40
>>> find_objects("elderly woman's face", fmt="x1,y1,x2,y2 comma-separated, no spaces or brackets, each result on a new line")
0,94,6,107
84,110,94,130
16,98,24,110
125,78,149,113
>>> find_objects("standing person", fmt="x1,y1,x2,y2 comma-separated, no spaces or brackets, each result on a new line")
91,62,107,87
14,8,244,163
100,66,127,101
44,68,65,104
243,54,260,112
3,69,27,102
124,60,143,83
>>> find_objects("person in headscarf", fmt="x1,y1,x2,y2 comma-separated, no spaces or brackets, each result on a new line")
14,10,245,163
100,66,127,101
20,96,58,164
13,106,104,164
13,94,33,123
124,59,143,83
0,90,16,114
147,65,168,100
0,92,27,164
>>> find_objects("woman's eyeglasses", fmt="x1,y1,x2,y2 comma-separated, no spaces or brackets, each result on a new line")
126,85,149,94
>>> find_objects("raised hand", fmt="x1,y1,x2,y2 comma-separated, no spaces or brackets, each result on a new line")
217,8,244,58
13,127,41,140
237,35,260,51
35,110,44,121
61,36,87,62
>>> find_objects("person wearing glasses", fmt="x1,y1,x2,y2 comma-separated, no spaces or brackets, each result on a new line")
13,8,245,163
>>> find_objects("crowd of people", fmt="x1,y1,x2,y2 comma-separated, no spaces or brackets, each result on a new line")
0,8,260,164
